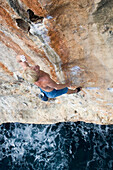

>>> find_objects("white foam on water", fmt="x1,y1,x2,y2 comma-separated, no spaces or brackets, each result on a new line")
0,121,112,169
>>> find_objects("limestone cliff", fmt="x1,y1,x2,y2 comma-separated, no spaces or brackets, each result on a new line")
0,0,113,125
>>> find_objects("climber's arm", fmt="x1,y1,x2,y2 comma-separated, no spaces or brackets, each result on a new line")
16,55,30,70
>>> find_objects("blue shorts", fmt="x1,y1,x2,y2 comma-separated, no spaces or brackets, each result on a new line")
40,87,68,98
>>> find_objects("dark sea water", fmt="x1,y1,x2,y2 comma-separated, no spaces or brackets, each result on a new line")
0,122,113,170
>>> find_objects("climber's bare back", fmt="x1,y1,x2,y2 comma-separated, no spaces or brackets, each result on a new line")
34,70,55,92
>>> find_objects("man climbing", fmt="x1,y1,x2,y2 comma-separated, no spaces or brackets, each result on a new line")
16,55,82,101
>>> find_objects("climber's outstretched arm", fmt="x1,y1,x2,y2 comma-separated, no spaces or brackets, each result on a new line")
16,55,30,70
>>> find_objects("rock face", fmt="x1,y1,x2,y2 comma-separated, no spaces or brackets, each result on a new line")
0,0,113,125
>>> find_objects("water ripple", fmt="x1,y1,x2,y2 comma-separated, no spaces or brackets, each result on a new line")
0,122,113,170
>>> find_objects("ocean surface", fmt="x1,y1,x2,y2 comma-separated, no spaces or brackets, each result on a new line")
0,122,113,170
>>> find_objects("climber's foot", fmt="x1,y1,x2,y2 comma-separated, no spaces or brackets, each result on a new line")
75,87,82,93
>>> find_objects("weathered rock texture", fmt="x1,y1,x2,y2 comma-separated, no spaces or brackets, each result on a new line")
0,0,113,125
